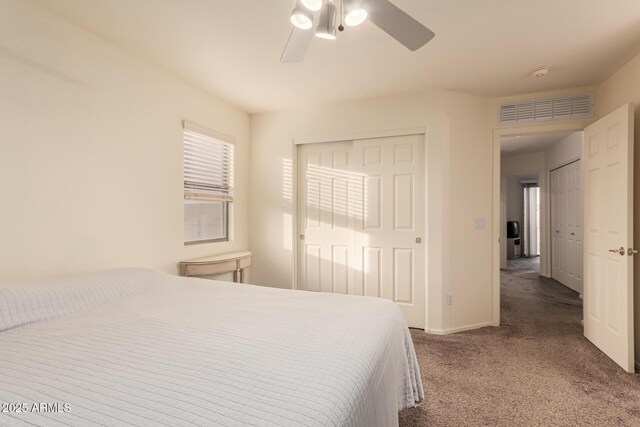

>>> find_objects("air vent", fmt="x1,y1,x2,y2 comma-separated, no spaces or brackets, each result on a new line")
499,93,593,126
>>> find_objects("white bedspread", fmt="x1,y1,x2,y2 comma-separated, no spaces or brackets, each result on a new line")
0,269,423,426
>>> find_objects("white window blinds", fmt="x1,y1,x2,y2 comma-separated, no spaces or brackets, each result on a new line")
183,121,234,202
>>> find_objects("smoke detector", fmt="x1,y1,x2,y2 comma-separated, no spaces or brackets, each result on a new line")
531,66,550,78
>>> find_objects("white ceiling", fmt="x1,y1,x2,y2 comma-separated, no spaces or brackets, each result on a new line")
509,173,539,182
501,131,575,157
31,0,640,113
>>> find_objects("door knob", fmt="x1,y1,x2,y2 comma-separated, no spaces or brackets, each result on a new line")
416,237,422,244
628,248,638,256
608,247,625,256
570,232,575,236
299,234,305,240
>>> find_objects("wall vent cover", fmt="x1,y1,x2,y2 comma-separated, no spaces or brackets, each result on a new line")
498,93,593,126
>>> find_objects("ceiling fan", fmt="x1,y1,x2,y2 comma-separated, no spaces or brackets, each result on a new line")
281,0,435,62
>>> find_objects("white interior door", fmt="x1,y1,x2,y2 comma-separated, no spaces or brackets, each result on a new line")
297,135,426,328
297,141,353,295
566,161,583,294
550,161,583,294
551,167,567,284
583,103,635,373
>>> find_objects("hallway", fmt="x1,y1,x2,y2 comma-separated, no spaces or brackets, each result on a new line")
400,257,640,426
501,257,580,338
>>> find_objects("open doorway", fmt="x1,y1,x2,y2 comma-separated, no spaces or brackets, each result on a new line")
499,130,584,292
503,172,540,274
523,182,540,257
492,104,635,372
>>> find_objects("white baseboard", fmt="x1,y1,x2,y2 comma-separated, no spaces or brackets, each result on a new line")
426,321,495,335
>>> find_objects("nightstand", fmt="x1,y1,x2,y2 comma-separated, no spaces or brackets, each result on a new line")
179,251,252,283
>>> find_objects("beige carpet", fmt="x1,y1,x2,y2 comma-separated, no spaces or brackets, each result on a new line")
399,257,640,426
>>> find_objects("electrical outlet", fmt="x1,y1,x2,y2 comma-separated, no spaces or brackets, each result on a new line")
447,294,453,305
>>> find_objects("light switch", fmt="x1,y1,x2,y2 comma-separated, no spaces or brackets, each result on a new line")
474,217,486,229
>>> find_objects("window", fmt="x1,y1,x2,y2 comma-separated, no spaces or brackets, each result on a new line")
183,121,234,244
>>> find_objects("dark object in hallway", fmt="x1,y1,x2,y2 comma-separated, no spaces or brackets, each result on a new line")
399,257,640,426
507,220,520,238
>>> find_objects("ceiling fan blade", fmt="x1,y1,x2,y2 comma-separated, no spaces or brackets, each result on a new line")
281,27,314,63
367,0,435,51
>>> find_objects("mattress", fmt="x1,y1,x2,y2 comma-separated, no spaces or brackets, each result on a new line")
0,269,423,426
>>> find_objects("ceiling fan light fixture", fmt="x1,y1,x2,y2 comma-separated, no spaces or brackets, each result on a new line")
345,8,367,26
281,0,436,62
344,0,367,27
290,1,314,30
301,0,322,12
315,1,337,40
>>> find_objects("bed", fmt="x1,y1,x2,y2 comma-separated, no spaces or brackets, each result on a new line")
0,268,423,426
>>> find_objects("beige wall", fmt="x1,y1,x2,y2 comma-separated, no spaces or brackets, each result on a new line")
250,89,493,333
596,50,640,367
506,176,528,237
506,176,523,226
0,0,251,280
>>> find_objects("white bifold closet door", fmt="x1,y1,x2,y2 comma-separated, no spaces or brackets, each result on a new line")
550,160,583,294
297,135,426,328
